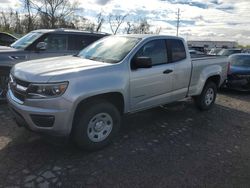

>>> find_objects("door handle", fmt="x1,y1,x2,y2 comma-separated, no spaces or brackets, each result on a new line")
163,69,173,74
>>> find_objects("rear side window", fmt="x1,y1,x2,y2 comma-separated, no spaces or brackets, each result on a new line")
43,34,67,51
68,34,103,51
167,39,186,63
230,55,250,67
134,39,168,66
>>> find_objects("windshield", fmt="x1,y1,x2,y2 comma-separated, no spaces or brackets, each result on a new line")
78,36,141,64
11,32,43,49
230,55,250,67
218,49,241,56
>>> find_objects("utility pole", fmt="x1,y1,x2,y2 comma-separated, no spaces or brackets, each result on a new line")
176,8,180,37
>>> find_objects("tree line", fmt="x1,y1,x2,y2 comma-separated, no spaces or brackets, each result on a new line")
0,0,161,36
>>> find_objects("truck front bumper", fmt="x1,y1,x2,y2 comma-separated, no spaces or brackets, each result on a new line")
7,90,74,137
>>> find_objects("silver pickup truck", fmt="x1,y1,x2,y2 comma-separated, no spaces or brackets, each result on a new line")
7,35,228,150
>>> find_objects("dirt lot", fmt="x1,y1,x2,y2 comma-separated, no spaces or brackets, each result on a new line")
0,90,250,188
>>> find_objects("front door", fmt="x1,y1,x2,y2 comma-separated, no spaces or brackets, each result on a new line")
129,39,174,111
28,34,71,60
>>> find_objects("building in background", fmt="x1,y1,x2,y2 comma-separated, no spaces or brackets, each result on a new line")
188,40,238,52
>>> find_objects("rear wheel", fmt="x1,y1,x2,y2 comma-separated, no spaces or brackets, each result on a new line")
193,81,217,111
73,101,121,151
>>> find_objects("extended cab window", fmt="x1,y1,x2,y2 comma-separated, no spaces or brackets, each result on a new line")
167,39,186,63
134,39,168,66
43,34,67,51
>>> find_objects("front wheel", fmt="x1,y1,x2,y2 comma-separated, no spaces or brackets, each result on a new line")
193,81,217,111
73,101,121,151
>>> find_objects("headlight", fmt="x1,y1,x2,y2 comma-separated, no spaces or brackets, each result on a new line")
27,82,68,99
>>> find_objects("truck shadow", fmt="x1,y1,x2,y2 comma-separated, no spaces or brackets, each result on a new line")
0,99,250,187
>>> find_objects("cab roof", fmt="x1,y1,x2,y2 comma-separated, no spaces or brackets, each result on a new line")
31,28,109,36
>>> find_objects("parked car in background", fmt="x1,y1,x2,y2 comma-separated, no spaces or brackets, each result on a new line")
208,48,222,55
226,53,250,91
242,49,250,53
0,32,18,46
7,35,228,150
0,28,108,100
189,46,205,53
217,48,242,56
189,49,205,58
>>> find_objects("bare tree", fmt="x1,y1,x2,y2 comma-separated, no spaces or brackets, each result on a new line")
23,0,33,31
14,11,22,33
125,21,132,34
133,19,151,34
95,12,104,32
155,27,161,34
108,14,128,34
0,11,9,31
30,0,78,28
0,9,20,33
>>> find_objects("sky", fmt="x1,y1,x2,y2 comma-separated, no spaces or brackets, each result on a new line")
0,0,250,45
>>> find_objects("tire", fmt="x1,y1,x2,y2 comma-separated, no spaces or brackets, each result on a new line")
73,100,121,151
193,81,217,111
0,69,10,102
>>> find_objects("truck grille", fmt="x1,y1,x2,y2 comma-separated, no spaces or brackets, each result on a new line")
9,75,30,102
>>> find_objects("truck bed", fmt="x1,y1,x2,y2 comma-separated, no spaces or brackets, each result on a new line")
188,55,228,96
191,55,222,60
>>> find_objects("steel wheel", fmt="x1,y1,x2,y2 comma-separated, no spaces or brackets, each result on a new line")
87,113,113,142
194,81,217,111
73,100,121,150
205,88,214,106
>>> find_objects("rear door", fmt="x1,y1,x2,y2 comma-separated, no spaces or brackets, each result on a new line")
129,39,174,111
166,39,192,101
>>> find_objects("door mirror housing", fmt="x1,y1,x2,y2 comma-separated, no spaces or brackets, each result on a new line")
36,42,47,51
132,57,152,69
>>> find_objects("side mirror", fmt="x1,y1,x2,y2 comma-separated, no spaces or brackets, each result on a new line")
36,42,47,51
132,56,152,69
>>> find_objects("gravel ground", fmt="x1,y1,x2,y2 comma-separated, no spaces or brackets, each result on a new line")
0,90,250,188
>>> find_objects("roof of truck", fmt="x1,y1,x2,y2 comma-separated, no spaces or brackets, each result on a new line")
31,28,109,36
118,34,184,40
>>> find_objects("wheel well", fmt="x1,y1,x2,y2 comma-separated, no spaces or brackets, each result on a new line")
74,92,124,117
71,92,124,136
206,75,221,88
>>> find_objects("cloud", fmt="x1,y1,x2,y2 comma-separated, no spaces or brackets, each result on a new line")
0,0,10,3
95,0,112,5
0,0,20,9
76,0,250,45
1,0,250,45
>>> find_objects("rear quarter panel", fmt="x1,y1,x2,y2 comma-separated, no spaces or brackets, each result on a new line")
188,56,228,96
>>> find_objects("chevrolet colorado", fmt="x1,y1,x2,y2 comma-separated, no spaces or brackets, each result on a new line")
7,35,228,150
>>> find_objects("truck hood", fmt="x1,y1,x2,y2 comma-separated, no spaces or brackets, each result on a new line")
12,56,112,82
0,46,27,66
0,45,19,51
